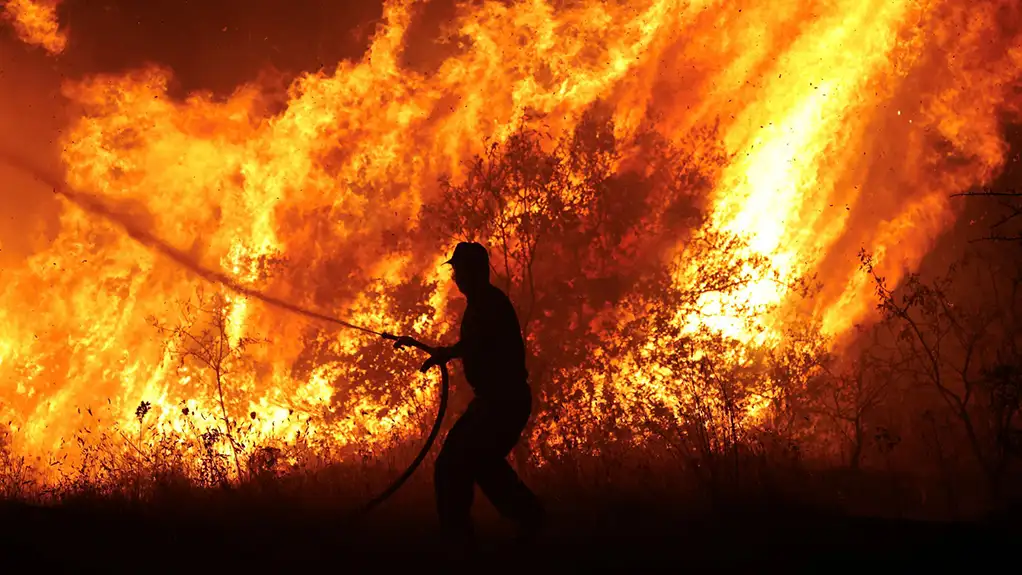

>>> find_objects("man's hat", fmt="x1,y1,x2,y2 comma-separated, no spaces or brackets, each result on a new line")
444,241,489,270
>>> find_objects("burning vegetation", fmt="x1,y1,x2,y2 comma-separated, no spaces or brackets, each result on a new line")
1,0,65,55
0,0,1021,519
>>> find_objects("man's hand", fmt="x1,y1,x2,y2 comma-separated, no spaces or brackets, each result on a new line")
419,346,453,373
392,335,420,350
389,335,457,371
393,335,435,354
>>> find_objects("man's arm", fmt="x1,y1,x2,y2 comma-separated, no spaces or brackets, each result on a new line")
441,340,464,358
416,340,465,373
394,336,464,372
392,336,437,355
395,337,464,357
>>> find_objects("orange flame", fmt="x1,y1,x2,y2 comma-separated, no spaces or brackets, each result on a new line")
1,0,1020,482
2,0,66,54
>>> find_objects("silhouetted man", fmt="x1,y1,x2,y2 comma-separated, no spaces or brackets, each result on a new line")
394,241,545,553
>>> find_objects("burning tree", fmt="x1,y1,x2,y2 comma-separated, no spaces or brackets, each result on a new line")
801,334,894,471
861,247,1022,504
1,0,1021,523
150,286,263,483
421,105,821,476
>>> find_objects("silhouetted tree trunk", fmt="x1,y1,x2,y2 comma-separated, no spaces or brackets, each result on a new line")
150,288,261,484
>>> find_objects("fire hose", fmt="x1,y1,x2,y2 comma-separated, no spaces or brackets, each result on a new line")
353,344,449,517
1,152,449,516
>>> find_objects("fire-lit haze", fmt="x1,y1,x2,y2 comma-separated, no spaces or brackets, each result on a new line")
1,0,1020,483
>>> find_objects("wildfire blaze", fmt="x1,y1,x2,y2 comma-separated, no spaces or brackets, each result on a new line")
1,0,1020,485
2,0,65,54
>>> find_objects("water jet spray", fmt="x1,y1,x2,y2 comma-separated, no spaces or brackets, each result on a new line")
0,150,448,518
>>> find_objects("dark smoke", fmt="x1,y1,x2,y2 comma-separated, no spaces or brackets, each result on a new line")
0,33,65,266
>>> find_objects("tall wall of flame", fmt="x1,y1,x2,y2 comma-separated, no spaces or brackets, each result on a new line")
1,0,1020,472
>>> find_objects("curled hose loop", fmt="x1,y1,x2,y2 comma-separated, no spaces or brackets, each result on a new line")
351,362,449,517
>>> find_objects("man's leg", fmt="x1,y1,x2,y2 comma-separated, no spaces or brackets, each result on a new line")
475,456,545,528
434,404,480,543
471,394,545,530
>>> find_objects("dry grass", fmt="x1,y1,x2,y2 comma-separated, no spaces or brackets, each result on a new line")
1,435,1016,572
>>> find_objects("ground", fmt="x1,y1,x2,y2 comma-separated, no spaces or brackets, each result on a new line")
1,489,1017,572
